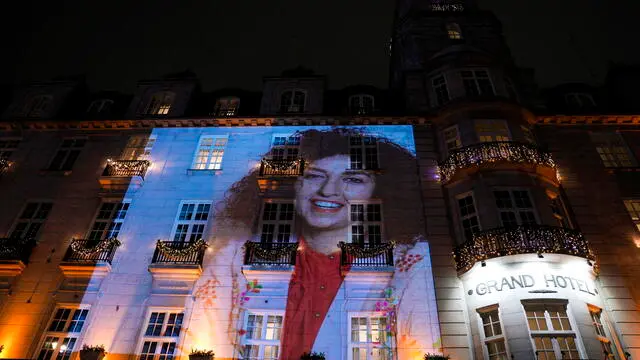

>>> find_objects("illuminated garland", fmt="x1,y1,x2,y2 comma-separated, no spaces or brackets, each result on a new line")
261,158,301,171
437,141,556,183
105,160,151,177
244,241,298,262
338,241,396,258
156,238,208,258
0,158,11,173
0,238,32,257
453,225,595,273
70,238,121,256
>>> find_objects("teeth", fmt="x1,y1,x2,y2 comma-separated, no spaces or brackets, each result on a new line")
314,201,342,208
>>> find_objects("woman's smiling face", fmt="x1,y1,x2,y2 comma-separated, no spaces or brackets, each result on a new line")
295,155,375,231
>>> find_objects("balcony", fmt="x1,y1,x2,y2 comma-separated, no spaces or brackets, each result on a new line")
99,159,151,191
0,158,11,175
0,238,35,280
338,242,395,269
59,238,120,291
148,240,208,294
453,225,594,273
257,158,305,195
150,240,207,267
438,141,557,184
244,241,298,267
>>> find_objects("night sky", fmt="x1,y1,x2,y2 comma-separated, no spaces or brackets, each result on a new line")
2,0,638,92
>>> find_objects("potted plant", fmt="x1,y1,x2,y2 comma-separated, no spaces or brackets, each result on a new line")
189,349,215,360
425,354,450,360
79,345,106,360
300,352,326,360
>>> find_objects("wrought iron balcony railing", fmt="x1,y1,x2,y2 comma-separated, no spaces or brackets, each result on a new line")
244,241,298,266
151,240,207,266
339,241,395,268
438,141,556,183
62,238,120,264
102,160,151,178
0,237,36,264
453,225,594,273
258,158,305,177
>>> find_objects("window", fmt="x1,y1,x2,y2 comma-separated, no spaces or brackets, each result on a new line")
87,201,130,241
442,125,462,152
48,138,86,171
171,201,211,243
461,69,495,97
521,125,536,144
457,193,480,242
0,138,20,159
588,306,616,359
87,99,114,115
349,94,375,115
139,310,184,360
22,94,52,117
350,203,383,246
349,314,391,360
349,135,379,170
547,192,571,228
446,22,462,39
121,135,157,161
259,202,294,244
590,132,636,168
478,306,508,360
493,190,538,228
242,312,284,360
475,120,511,142
145,91,175,115
270,134,300,161
10,202,52,240
432,74,450,106
565,93,596,109
524,302,581,360
280,89,306,113
214,96,240,117
192,136,227,170
624,200,640,232
504,77,518,101
37,306,89,360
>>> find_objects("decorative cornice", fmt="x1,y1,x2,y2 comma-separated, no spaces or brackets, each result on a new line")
535,115,640,126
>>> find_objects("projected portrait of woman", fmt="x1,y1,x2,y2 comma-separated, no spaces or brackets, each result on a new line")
218,127,428,359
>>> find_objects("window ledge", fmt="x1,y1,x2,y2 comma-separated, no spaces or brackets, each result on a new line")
186,169,223,176
39,169,72,176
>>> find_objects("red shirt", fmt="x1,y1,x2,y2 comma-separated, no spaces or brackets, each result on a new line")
279,240,349,360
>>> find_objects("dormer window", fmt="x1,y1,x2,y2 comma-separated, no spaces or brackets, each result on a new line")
280,89,306,113
349,94,375,115
87,99,114,115
565,93,595,109
214,96,240,117
22,95,52,117
145,91,175,115
446,23,462,40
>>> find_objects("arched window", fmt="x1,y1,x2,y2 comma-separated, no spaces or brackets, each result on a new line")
214,96,240,117
446,23,462,40
22,94,52,117
87,99,114,115
348,94,375,115
280,89,306,113
145,91,175,115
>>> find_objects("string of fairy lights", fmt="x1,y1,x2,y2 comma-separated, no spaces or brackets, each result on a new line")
105,159,151,176
244,241,298,261
338,241,396,257
261,158,302,171
70,238,121,256
156,238,208,258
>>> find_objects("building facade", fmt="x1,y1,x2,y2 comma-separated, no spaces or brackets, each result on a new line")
0,1,639,360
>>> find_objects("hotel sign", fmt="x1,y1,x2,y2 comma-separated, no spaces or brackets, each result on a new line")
468,273,598,296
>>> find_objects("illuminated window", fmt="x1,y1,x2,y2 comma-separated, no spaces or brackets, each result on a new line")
349,314,391,360
87,201,130,241
350,203,383,246
22,94,52,117
523,302,581,360
145,91,175,115
349,135,379,170
259,202,294,244
475,120,510,142
493,190,538,228
565,93,596,109
271,134,300,161
461,69,495,97
442,125,462,152
171,201,211,243
349,94,375,115
192,135,227,170
242,312,284,360
0,138,21,159
121,135,157,161
10,202,52,241
139,310,184,360
588,306,616,359
521,125,536,144
446,22,462,39
214,96,240,117
37,306,89,360
48,138,86,171
432,74,450,106
590,132,636,168
87,99,114,115
457,193,480,242
624,200,640,232
280,89,306,113
477,306,509,360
